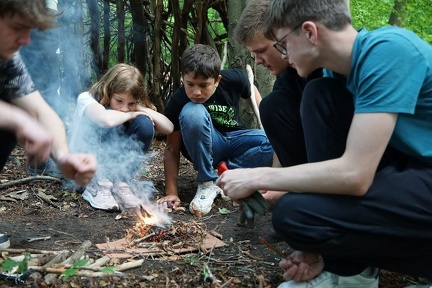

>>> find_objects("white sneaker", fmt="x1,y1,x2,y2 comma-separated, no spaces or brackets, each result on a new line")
278,268,379,288
82,179,119,211
189,181,223,216
112,181,143,209
0,234,10,248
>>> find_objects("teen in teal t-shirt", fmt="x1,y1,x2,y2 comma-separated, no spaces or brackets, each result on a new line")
349,26,432,162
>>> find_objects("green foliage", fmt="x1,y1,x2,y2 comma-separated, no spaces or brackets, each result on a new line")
0,253,30,273
351,0,432,43
183,256,200,264
61,259,88,280
100,266,118,274
202,264,210,282
218,207,231,215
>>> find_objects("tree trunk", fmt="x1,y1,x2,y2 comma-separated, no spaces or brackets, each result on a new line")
86,0,102,77
102,0,110,72
151,0,165,112
116,0,125,63
227,0,266,128
170,0,182,93
58,0,89,113
129,0,148,75
389,0,404,26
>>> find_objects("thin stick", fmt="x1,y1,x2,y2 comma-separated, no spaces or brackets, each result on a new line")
258,236,286,258
259,236,322,266
246,64,263,129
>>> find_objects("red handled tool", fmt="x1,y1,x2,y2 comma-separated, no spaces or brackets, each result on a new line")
217,161,228,176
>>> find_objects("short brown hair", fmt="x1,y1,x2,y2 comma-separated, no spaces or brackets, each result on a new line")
0,0,57,30
234,0,270,45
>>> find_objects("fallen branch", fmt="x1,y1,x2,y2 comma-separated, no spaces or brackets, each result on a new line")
44,240,92,284
0,176,61,189
115,259,144,272
0,248,61,255
29,266,123,277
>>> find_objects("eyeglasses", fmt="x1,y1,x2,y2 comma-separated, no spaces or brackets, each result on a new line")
273,23,302,55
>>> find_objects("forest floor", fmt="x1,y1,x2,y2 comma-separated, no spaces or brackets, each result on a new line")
0,139,421,287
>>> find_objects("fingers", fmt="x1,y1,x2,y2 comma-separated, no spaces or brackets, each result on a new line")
157,196,180,208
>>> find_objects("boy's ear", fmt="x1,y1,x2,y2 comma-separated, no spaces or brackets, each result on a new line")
302,21,318,44
215,74,222,86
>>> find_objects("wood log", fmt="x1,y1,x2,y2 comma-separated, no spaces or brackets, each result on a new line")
44,240,92,284
115,259,144,272
0,248,61,254
42,250,70,268
29,266,122,277
86,255,111,268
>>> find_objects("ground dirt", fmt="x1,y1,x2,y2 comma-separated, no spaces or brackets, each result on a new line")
0,139,420,288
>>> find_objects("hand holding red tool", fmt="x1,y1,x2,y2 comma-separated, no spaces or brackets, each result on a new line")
217,162,271,228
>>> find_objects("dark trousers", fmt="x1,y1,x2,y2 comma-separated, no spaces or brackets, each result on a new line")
263,77,432,278
0,131,17,172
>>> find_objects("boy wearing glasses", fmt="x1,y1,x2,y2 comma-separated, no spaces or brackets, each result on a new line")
234,0,322,205
217,0,432,287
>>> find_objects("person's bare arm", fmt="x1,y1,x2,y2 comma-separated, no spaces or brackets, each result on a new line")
12,91,69,161
11,92,97,186
156,131,182,207
84,102,146,128
0,99,53,165
136,105,174,135
217,112,397,199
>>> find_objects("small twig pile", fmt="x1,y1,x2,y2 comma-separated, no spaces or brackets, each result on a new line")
125,219,207,250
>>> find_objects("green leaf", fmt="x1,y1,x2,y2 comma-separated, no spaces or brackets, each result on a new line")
61,268,78,280
61,259,88,280
100,266,117,274
72,259,88,268
1,259,19,272
218,208,230,215
183,257,199,263
17,253,30,273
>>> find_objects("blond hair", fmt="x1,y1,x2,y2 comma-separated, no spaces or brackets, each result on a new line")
89,64,152,108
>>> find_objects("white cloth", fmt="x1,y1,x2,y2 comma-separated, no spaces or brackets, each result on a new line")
70,92,97,150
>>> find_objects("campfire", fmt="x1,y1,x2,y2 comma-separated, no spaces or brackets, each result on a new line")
97,214,225,258
124,214,210,251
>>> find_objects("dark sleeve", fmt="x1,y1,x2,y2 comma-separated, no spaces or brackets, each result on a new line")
226,69,251,100
0,53,36,101
164,86,188,131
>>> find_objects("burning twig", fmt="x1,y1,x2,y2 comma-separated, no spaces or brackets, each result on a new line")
133,232,156,244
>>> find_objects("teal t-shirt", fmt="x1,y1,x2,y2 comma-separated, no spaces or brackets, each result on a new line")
348,26,432,163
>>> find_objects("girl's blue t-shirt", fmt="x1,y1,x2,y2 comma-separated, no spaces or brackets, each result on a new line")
347,26,432,163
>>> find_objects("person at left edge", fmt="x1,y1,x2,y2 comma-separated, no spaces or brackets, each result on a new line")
0,0,96,187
